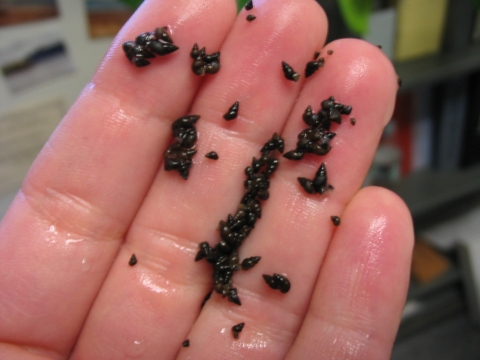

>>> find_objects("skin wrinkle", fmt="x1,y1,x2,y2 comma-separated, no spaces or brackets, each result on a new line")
21,93,170,246
131,257,201,292
38,107,165,207
132,246,170,276
21,347,62,360
0,291,35,320
21,186,124,243
125,228,210,289
91,46,189,120
195,111,264,148
77,84,172,132
0,271,59,339
0,343,64,360
307,313,376,360
136,227,198,257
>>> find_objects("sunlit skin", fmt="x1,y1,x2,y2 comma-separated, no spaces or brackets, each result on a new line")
0,0,413,359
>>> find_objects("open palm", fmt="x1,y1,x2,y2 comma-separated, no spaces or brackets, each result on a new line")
0,0,413,359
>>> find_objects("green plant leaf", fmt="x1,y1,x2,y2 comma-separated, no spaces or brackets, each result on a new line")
237,0,249,13
118,0,143,10
337,0,374,36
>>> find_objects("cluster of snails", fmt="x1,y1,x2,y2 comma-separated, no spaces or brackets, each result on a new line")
122,27,178,67
195,133,286,307
282,96,352,195
190,43,221,76
163,115,199,179
284,97,352,161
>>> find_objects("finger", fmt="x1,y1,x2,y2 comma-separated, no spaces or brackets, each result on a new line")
0,0,236,357
179,39,398,359
71,0,328,358
286,187,413,360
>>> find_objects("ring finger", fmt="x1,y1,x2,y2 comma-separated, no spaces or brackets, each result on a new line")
178,39,399,359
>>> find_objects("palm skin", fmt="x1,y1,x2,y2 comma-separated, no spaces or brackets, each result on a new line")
0,0,413,359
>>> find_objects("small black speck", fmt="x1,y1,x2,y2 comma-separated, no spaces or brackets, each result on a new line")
246,14,256,21
377,45,382,49
128,254,137,266
232,323,245,339
205,151,219,160
331,216,341,226
327,49,333,55
398,77,402,88
350,117,356,125
313,51,320,60
182,339,190,347
245,0,253,10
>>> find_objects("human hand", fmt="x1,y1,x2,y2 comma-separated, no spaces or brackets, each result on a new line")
0,0,413,359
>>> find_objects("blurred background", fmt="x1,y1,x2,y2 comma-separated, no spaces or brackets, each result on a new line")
2,0,480,358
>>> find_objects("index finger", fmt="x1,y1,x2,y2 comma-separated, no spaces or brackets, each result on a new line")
0,0,236,357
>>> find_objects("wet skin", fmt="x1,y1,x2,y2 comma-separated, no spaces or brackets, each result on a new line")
0,0,413,359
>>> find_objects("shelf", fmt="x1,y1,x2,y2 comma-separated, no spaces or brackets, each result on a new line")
395,44,480,91
386,163,480,221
